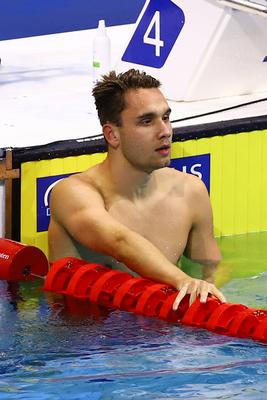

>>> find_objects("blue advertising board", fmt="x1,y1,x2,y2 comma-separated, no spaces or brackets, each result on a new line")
37,173,72,232
0,0,145,40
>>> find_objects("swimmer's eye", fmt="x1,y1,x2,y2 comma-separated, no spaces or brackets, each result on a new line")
163,112,171,122
138,118,153,126
137,110,171,126
142,118,153,125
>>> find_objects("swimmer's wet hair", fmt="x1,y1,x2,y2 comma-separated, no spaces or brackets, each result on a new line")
92,69,161,126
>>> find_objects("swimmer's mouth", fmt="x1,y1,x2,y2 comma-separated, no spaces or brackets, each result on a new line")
155,144,171,152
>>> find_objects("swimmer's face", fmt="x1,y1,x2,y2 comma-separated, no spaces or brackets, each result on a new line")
115,88,173,173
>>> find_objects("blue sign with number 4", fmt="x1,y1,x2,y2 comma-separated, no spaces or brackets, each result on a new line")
122,0,185,68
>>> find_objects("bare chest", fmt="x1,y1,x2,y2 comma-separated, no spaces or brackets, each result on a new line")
107,195,192,263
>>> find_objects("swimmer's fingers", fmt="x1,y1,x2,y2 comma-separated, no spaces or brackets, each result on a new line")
172,283,189,311
197,281,227,305
172,279,227,311
173,280,200,310
209,285,227,304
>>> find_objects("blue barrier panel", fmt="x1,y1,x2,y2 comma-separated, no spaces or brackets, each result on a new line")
0,0,145,40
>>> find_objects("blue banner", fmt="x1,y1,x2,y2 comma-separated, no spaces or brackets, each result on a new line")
0,0,145,40
37,174,72,232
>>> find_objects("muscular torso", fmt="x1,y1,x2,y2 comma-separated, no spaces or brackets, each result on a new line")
106,192,191,263
48,166,194,273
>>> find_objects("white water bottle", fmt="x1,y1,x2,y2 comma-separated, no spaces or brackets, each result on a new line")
92,19,111,83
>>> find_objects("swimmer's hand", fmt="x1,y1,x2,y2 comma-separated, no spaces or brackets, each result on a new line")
172,277,226,310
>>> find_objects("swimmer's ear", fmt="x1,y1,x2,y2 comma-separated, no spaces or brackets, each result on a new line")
103,124,120,149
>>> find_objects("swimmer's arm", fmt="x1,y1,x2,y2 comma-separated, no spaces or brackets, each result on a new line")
169,176,227,309
183,177,221,280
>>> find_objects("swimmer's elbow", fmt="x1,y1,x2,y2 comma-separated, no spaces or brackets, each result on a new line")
101,230,133,262
190,255,222,267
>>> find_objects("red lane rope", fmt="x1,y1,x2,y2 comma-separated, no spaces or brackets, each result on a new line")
44,257,267,344
0,239,266,344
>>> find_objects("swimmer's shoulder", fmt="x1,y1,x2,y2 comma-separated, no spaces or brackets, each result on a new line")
55,164,103,190
50,163,106,206
155,167,208,197
155,166,190,186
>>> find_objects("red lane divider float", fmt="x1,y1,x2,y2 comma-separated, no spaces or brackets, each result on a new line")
0,238,48,281
0,238,266,344
44,257,267,343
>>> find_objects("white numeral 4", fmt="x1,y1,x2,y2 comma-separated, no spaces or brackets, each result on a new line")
143,11,164,57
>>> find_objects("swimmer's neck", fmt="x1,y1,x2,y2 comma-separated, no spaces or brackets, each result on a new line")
101,155,155,199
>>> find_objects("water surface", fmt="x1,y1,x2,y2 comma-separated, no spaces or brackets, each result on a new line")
0,232,267,399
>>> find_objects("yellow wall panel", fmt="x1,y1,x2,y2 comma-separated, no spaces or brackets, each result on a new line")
247,132,262,232
48,158,64,175
195,137,210,156
233,132,248,234
171,142,183,158
260,133,267,231
21,161,37,243
219,134,236,235
181,140,197,158
209,136,223,237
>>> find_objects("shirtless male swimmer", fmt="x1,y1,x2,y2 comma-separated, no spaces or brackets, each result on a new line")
48,69,226,310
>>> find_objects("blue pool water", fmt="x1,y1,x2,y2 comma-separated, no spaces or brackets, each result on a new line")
0,233,267,399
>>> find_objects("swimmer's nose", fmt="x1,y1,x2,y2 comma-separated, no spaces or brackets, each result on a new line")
158,120,172,139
